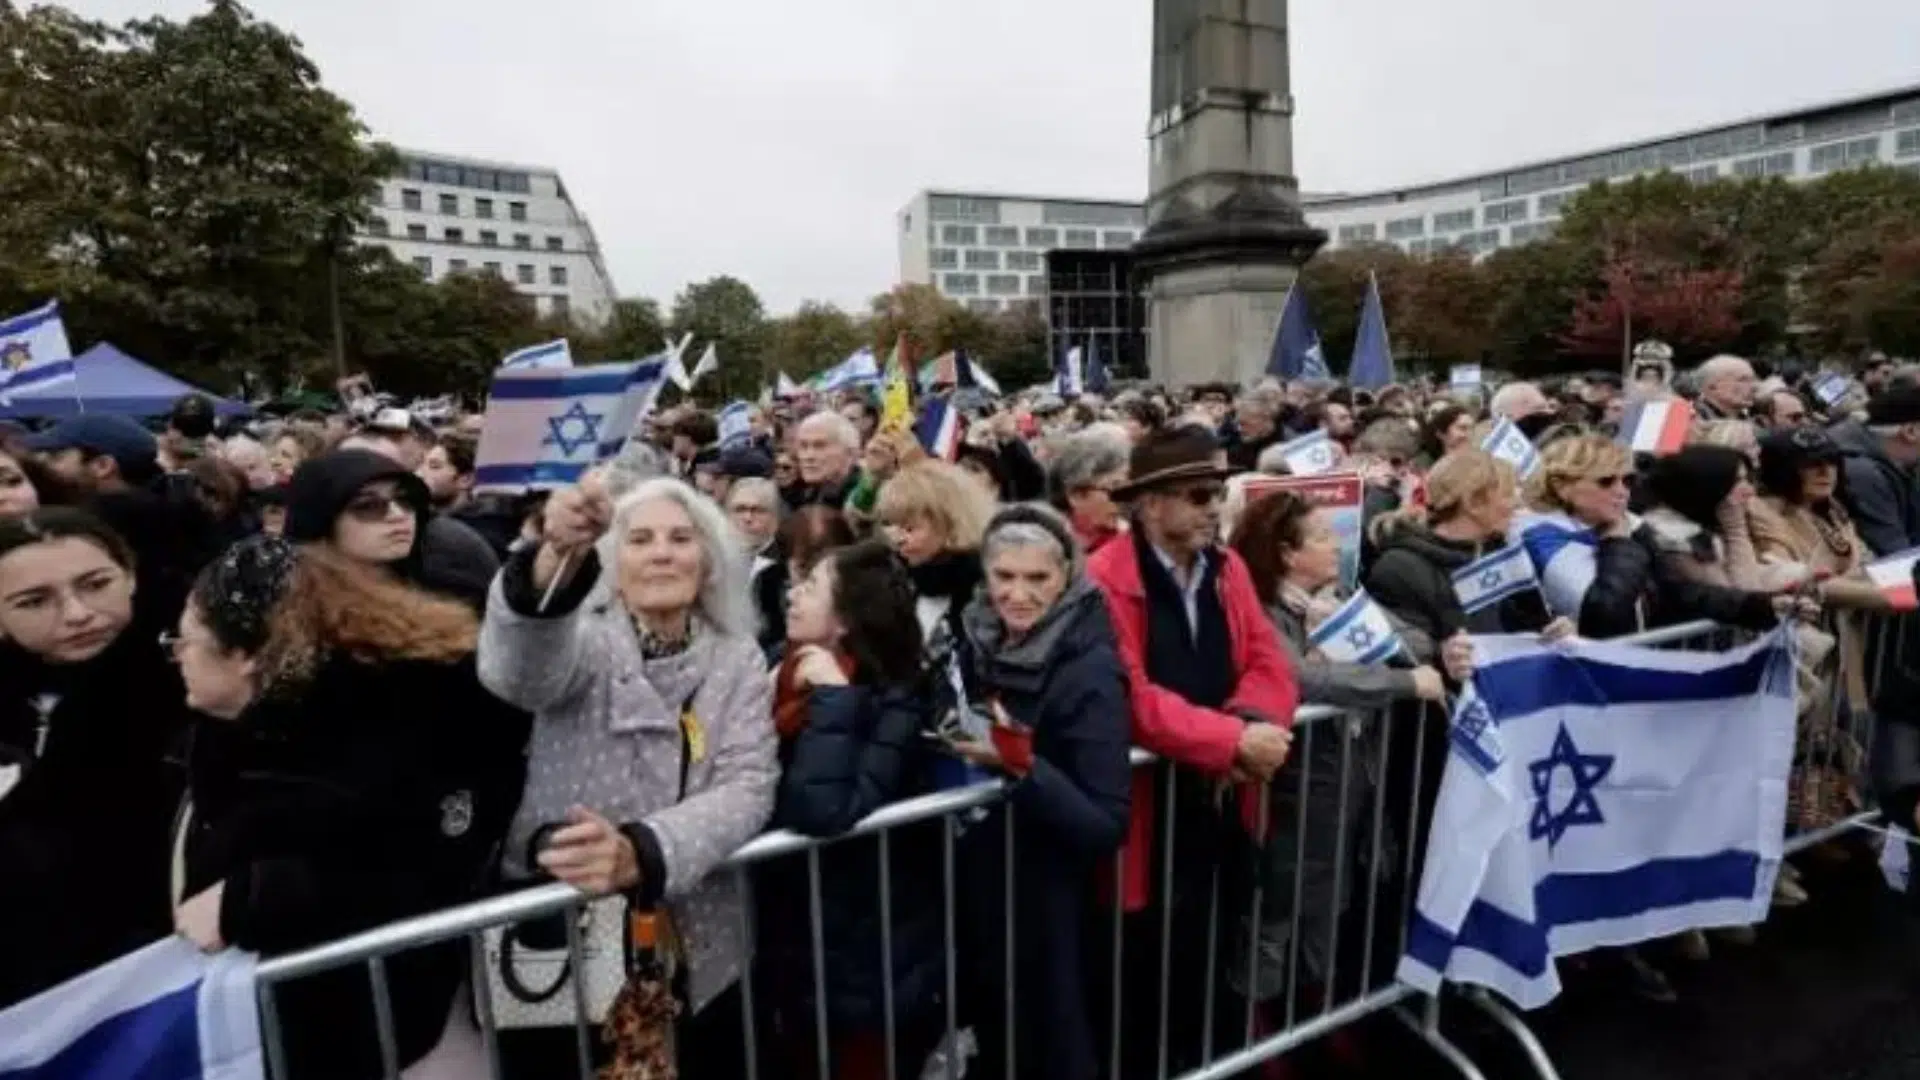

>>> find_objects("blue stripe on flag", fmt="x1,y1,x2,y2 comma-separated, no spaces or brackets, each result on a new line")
489,369,643,399
1406,849,1762,983
2,359,75,392
1477,643,1778,719
474,462,592,489
0,982,201,1080
0,301,59,339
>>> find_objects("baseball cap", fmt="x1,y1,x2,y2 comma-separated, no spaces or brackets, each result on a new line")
25,416,159,474
1866,383,1920,427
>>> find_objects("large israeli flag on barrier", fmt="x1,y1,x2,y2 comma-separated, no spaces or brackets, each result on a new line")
0,937,263,1080
1398,625,1796,1008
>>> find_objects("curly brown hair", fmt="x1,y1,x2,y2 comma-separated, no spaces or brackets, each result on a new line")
260,544,478,688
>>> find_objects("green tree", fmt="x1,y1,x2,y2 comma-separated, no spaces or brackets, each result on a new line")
668,275,767,403
0,0,394,390
574,297,668,363
764,301,865,384
983,302,1051,390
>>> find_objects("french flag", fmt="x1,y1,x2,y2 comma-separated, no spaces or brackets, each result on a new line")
0,938,264,1080
913,396,962,460
1866,546,1920,611
1617,398,1694,455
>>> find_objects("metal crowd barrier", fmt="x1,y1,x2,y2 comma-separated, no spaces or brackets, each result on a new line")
251,615,1908,1080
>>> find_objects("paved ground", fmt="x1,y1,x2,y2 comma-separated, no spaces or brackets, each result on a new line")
1346,848,1920,1080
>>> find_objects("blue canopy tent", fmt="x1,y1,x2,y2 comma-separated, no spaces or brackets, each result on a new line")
0,343,250,419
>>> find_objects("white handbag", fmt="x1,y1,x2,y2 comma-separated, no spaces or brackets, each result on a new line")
479,894,628,1029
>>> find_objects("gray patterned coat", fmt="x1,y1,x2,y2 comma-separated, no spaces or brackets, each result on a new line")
477,574,777,1011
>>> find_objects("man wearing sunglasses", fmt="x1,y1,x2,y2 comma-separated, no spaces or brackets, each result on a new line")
1085,425,1298,1077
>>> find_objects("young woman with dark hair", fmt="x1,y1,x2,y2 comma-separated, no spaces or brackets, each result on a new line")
0,508,190,1009
759,539,944,1080
171,537,530,1079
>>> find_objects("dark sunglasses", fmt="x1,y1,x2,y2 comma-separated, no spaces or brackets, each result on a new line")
1179,484,1225,507
1590,474,1630,490
343,491,418,523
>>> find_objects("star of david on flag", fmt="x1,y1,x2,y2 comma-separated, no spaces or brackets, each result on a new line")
1278,428,1338,477
1481,417,1540,479
1307,589,1403,665
472,357,667,492
0,299,75,401
1528,724,1615,849
1451,542,1539,615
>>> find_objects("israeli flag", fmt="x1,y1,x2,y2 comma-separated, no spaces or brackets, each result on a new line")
1398,626,1796,1009
501,338,572,372
1481,418,1540,479
1308,590,1404,665
1516,511,1599,619
1812,372,1850,408
472,357,666,492
1453,542,1540,615
1055,345,1085,397
0,937,264,1080
1278,428,1338,476
0,300,76,399
812,348,881,392
717,400,753,447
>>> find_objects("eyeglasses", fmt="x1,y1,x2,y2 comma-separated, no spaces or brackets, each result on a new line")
1589,474,1630,490
343,492,418,523
1179,485,1225,507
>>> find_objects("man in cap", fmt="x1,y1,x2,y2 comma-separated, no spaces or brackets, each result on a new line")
1829,381,1920,558
1085,425,1297,1077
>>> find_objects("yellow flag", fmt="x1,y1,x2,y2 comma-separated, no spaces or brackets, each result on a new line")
879,335,912,432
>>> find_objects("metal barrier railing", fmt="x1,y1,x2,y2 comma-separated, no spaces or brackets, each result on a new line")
250,615,1902,1080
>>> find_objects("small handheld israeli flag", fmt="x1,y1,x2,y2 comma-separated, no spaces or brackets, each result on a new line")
1813,372,1851,408
472,358,666,492
1450,364,1483,390
717,400,753,447
1452,542,1540,614
501,339,572,372
1308,590,1404,665
1481,417,1540,479
0,300,76,399
1279,428,1338,476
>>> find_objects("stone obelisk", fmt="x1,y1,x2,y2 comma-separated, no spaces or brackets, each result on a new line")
1133,0,1326,387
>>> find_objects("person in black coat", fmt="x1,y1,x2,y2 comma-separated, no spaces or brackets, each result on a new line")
950,504,1132,1080
0,508,191,1009
763,539,945,1079
169,537,529,1080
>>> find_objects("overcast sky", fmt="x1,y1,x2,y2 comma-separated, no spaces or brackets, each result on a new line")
65,0,1920,312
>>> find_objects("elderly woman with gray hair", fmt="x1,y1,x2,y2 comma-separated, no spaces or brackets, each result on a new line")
1046,426,1131,555
478,475,777,1074
947,503,1131,1080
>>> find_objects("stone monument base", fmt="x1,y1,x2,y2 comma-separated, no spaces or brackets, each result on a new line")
1145,261,1300,387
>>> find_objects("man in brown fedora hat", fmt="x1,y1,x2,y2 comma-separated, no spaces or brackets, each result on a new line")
1085,425,1299,1076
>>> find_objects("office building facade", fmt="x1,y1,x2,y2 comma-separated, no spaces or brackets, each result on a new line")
1306,82,1920,257
356,149,620,326
896,190,1146,314
902,83,1920,298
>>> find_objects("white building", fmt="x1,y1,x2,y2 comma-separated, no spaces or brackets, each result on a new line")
903,83,1920,286
357,149,619,326
1305,82,1920,258
897,190,1146,313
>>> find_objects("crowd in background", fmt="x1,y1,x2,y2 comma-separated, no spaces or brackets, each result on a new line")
2,347,1918,1080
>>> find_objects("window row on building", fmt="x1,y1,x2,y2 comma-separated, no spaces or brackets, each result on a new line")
367,217,569,252
398,157,535,195
925,194,1145,230
404,256,570,287
935,224,1134,249
395,189,535,223
941,272,1048,297
930,248,1049,271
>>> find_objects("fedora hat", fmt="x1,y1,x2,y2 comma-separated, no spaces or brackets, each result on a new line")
1112,425,1234,499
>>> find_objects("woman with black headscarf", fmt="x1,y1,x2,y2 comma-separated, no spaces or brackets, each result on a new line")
1639,444,1773,594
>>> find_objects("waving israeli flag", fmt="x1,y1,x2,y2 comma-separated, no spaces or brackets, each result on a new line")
1481,417,1540,479
0,300,75,399
812,348,880,392
717,400,753,447
1278,428,1338,477
1399,626,1795,1008
1308,590,1404,665
472,357,666,491
1453,542,1540,615
0,937,264,1080
1516,511,1599,619
501,339,572,371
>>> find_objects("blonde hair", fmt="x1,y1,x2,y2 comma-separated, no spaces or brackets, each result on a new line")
875,460,996,553
1526,434,1631,513
266,545,478,689
1367,447,1514,544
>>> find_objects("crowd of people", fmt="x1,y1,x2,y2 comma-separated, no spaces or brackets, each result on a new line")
0,347,1915,1080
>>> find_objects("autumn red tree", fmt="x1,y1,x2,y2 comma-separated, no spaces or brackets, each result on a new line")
1559,256,1743,363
